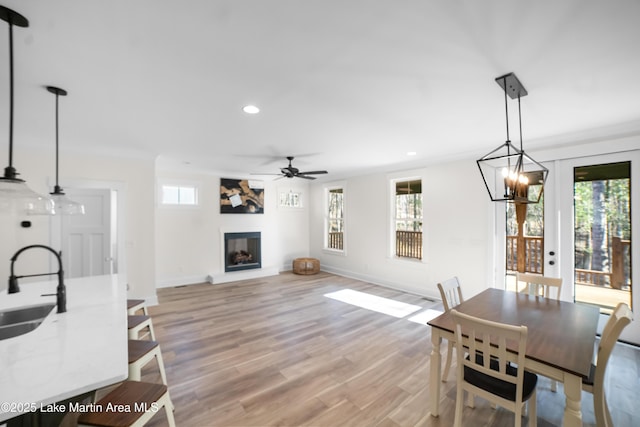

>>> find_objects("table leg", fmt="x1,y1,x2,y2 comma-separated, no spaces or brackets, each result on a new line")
430,327,442,417
563,373,583,427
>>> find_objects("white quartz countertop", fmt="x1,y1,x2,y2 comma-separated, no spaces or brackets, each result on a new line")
0,274,128,422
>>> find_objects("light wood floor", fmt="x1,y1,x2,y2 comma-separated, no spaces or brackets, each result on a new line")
138,271,639,427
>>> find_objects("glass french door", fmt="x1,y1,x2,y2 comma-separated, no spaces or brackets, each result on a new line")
498,150,639,344
557,151,638,344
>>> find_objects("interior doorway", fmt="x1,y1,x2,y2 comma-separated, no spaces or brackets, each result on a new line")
50,179,126,280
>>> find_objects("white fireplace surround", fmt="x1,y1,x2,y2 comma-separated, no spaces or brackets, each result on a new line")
209,227,278,284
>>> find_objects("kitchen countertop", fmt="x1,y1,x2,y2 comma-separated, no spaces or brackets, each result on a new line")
0,274,128,422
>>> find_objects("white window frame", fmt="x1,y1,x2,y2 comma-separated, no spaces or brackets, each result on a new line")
158,179,200,207
324,183,346,254
389,176,423,261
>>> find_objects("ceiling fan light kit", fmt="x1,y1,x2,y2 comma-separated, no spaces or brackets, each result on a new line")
476,72,548,204
0,5,55,215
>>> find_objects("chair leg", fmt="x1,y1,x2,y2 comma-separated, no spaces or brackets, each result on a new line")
453,385,464,427
528,389,537,427
442,340,454,382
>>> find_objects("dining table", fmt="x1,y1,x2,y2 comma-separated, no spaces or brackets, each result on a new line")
428,288,600,427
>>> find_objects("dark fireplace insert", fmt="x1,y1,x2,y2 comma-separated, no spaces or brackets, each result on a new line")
224,232,261,272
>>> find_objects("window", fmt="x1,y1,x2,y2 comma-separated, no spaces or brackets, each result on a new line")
326,187,344,251
393,179,422,260
160,184,198,206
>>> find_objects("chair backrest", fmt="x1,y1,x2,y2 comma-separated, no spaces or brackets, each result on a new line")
451,309,529,404
515,272,562,300
437,277,464,311
593,302,633,427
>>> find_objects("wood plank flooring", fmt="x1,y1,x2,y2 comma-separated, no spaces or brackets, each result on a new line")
138,271,640,427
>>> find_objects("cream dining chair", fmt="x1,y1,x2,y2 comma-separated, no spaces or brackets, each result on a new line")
582,302,632,427
515,272,563,300
437,276,464,382
451,309,538,427
515,272,563,391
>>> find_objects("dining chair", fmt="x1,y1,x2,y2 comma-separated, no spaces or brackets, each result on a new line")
515,272,562,391
515,272,562,300
582,302,632,427
451,309,538,427
437,276,464,382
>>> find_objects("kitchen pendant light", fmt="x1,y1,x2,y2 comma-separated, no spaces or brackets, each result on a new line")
45,86,84,215
0,6,54,215
476,72,548,204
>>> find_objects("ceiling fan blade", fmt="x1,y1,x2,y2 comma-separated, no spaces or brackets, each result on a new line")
297,175,317,180
298,170,327,175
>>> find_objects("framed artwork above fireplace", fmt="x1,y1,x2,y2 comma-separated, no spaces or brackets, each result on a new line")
220,178,264,214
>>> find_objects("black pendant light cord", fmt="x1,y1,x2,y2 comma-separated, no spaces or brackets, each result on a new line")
518,94,524,152
6,19,15,178
46,86,68,195
54,91,60,192
503,75,510,144
1,6,29,181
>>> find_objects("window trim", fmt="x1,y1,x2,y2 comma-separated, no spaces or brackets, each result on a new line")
389,176,424,262
157,179,201,208
324,183,346,255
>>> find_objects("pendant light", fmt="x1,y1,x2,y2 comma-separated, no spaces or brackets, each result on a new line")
45,86,85,215
0,6,54,215
476,72,548,204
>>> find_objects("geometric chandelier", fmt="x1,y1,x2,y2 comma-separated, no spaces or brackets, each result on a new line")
477,72,548,204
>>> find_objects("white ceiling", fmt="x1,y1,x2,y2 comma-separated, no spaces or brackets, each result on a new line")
1,0,640,181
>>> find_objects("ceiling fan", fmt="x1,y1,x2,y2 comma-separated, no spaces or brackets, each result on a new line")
255,156,328,180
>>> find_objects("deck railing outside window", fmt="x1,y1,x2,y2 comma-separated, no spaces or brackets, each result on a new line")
328,232,343,250
396,230,422,260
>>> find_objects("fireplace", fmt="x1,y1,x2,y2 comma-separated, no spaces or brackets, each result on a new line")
224,232,261,272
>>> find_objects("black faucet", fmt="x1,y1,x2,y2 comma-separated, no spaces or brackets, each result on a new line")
8,244,67,313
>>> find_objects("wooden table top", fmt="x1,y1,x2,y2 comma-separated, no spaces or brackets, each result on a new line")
428,288,600,378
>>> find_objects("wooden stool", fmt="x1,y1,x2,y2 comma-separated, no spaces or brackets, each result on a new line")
77,381,175,427
128,340,168,385
292,257,320,275
128,315,156,341
127,299,149,316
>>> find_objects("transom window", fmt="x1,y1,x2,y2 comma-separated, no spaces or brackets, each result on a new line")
160,184,198,206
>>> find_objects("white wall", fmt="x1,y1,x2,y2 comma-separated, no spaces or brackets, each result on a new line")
0,146,156,302
309,159,492,300
154,167,310,287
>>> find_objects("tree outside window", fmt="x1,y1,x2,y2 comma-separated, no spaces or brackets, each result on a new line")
394,179,422,260
327,188,344,250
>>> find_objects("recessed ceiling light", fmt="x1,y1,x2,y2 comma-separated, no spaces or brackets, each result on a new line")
407,151,417,156
242,105,260,114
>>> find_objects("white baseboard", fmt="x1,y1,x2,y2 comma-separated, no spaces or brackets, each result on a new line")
156,275,209,289
320,264,439,301
208,266,280,284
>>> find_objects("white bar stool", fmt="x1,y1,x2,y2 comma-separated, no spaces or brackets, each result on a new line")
128,339,168,385
127,299,149,316
77,381,175,427
127,315,156,341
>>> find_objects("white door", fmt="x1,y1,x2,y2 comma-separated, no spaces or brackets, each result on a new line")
557,151,639,345
61,188,113,278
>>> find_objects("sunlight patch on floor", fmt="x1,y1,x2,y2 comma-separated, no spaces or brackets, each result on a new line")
407,308,443,325
324,289,423,318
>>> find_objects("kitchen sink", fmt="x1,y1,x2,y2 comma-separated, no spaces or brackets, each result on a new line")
0,303,56,341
